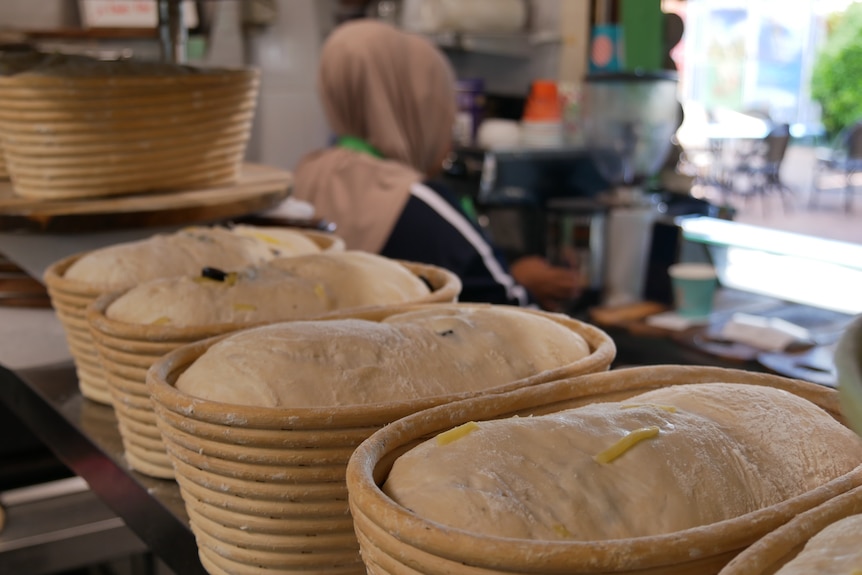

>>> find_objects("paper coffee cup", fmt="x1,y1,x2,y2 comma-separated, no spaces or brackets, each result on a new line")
668,263,717,319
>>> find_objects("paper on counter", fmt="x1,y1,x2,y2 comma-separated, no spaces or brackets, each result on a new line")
719,313,809,352
645,310,711,331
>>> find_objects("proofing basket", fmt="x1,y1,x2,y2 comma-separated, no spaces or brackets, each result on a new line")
146,304,616,575
345,365,862,575
717,485,862,575
87,260,462,479
0,49,52,181
0,65,260,199
44,229,344,405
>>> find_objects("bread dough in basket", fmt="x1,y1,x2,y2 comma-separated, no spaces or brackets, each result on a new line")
383,383,862,540
105,251,430,327
174,305,591,407
64,225,318,291
773,513,862,574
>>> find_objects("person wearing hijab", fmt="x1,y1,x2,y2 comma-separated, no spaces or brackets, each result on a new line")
293,19,581,309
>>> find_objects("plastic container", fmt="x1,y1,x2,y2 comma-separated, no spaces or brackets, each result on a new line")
521,80,563,149
454,78,485,147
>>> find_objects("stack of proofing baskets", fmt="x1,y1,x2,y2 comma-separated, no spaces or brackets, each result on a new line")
0,55,260,199
146,305,616,575
85,260,463,479
0,49,56,180
44,230,344,406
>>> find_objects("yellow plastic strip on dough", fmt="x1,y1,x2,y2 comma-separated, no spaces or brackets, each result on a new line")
620,403,678,413
243,231,281,245
436,421,480,446
553,524,574,538
594,426,660,464
314,284,326,299
150,316,172,325
193,276,221,284
233,303,257,312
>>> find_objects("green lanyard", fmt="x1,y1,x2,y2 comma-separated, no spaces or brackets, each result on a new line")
338,135,479,223
337,135,383,158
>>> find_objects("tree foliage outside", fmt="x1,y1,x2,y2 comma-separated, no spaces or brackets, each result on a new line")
811,2,862,137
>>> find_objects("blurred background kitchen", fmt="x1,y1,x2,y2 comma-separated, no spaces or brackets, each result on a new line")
1,1,862,573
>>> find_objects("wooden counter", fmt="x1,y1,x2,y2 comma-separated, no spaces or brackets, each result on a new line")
0,163,292,233
586,289,852,386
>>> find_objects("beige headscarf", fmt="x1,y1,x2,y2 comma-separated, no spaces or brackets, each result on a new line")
293,20,457,253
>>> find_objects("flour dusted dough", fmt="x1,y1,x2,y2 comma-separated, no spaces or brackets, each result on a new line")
773,513,862,574
105,251,430,327
231,225,322,257
63,226,319,291
174,305,591,407
383,383,862,541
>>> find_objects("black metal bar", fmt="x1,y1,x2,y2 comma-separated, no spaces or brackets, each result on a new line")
157,0,187,64
0,362,205,575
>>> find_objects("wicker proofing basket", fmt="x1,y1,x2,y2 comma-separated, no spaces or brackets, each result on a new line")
146,304,616,575
717,485,862,575
0,67,260,199
87,260,462,479
345,365,862,575
44,229,344,405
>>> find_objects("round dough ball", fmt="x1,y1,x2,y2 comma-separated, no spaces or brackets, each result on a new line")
174,305,591,408
268,251,431,309
383,383,862,541
105,251,430,327
231,225,322,256
64,226,275,291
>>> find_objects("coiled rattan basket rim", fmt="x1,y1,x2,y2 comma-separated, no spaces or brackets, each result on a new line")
345,365,862,573
0,65,260,90
717,484,862,575
43,227,346,299
86,258,462,344
0,83,257,114
146,303,617,428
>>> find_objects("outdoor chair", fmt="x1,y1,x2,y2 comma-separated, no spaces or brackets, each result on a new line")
727,122,794,214
809,120,862,212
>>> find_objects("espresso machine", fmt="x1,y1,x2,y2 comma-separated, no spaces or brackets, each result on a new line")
468,71,710,311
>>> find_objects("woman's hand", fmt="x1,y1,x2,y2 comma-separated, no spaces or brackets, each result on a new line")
509,254,583,312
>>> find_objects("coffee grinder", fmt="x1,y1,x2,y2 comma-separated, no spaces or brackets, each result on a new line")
556,70,681,307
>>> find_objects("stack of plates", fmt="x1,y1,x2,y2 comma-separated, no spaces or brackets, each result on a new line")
346,365,862,575
0,58,259,199
44,229,344,405
86,260,463,479
147,305,616,574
